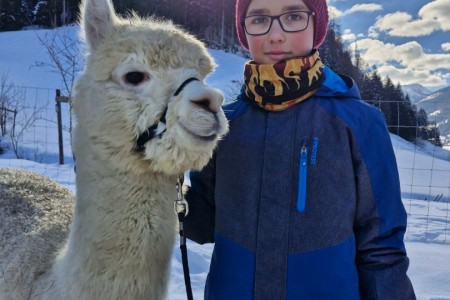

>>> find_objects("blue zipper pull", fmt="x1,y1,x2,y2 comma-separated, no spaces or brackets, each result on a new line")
297,145,308,213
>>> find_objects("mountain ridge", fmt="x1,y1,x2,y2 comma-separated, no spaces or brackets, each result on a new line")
416,86,450,140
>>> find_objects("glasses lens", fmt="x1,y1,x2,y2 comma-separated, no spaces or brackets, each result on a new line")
280,11,310,32
244,15,271,35
244,11,311,35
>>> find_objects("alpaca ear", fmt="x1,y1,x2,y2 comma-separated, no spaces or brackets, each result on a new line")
80,0,116,50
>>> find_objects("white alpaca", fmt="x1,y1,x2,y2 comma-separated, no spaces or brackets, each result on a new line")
0,0,228,298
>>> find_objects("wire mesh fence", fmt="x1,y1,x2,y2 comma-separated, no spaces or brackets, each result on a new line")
0,86,449,243
365,98,450,244
0,86,75,191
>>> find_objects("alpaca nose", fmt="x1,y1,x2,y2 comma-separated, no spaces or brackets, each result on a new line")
191,92,223,113
192,98,213,112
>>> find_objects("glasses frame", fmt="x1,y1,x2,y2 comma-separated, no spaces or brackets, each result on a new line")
241,10,315,36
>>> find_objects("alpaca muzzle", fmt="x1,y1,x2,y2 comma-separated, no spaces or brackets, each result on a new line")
135,77,200,153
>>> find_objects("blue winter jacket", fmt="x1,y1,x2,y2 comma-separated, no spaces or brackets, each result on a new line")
185,66,416,299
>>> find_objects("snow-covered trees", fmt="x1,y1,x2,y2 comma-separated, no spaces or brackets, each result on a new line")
0,0,78,30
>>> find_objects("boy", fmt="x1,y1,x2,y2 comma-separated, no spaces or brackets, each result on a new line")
185,0,416,298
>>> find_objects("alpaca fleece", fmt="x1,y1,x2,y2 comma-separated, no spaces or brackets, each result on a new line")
0,0,228,298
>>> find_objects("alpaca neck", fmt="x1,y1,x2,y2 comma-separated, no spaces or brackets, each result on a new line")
72,161,177,249
55,158,177,298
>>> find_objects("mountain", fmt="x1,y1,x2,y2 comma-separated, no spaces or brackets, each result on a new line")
402,84,432,103
416,86,450,139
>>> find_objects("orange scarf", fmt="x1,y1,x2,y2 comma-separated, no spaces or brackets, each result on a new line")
243,51,324,111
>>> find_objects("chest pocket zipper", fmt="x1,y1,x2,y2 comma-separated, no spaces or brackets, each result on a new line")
297,145,308,212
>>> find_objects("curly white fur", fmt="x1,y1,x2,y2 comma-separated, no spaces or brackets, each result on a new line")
0,0,228,299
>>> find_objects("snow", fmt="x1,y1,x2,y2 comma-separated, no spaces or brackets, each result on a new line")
401,84,432,104
422,92,444,102
430,110,441,117
1,26,450,299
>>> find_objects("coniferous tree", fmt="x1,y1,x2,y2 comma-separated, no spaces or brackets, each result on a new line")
398,93,418,142
361,71,383,107
417,108,429,140
351,43,367,92
380,77,398,134
320,20,341,73
427,124,443,147
321,21,364,88
0,0,26,30
34,0,58,27
417,108,442,146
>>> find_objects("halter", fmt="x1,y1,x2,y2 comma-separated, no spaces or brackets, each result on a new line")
135,77,199,152
135,77,200,299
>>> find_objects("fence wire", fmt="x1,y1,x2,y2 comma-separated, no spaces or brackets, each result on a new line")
0,86,449,243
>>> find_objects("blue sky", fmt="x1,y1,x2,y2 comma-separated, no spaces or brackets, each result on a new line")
328,0,450,88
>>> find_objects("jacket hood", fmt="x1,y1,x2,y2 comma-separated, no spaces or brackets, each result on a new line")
315,66,361,100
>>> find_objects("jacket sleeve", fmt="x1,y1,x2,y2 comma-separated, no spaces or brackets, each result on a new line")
184,153,216,244
353,110,416,299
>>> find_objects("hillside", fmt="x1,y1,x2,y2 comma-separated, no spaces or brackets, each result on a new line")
402,84,433,103
416,86,450,139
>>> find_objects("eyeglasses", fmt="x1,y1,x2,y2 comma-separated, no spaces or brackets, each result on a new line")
242,10,315,36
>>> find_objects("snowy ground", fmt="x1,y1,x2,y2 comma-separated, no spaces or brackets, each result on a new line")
1,26,450,299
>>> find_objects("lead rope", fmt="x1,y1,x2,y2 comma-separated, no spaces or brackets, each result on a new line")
174,175,193,300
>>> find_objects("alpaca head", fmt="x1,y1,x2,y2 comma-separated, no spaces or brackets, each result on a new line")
73,0,228,175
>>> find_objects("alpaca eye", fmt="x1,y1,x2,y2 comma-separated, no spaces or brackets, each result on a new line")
124,72,149,85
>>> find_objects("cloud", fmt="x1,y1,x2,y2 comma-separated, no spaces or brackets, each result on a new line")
328,6,344,19
342,29,357,42
354,39,450,70
443,43,450,51
352,39,450,87
370,0,450,37
376,65,447,87
345,4,383,14
328,3,382,19
341,31,365,42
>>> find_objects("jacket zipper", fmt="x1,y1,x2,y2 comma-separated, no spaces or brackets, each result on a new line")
297,145,308,213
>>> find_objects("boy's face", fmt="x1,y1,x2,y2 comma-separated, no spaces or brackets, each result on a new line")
244,0,315,64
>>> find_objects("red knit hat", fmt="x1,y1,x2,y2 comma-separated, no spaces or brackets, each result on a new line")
235,0,329,50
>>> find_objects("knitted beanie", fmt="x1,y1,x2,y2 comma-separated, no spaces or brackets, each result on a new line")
235,0,329,50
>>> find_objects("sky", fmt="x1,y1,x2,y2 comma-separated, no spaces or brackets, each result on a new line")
1,28,450,298
328,0,450,89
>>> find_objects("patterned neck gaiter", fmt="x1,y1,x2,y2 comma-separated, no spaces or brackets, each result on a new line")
242,51,325,111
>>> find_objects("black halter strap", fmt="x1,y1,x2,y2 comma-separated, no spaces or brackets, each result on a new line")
135,78,199,153
174,77,199,97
